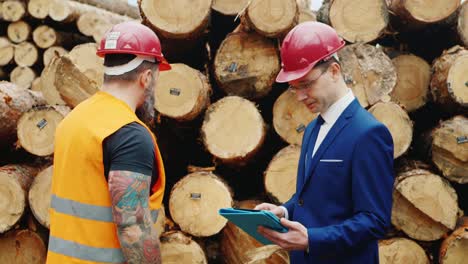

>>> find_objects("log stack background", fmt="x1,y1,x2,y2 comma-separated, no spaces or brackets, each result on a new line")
0,0,467,263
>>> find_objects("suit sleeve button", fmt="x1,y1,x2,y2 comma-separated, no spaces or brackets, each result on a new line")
298,199,304,206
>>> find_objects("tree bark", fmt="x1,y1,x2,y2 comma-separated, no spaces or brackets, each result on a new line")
155,63,211,122
439,225,468,264
214,32,280,99
73,0,140,19
201,96,266,165
431,115,468,184
169,171,233,237
0,164,40,233
386,0,460,26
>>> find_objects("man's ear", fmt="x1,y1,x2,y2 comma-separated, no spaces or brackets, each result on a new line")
138,69,153,89
330,63,341,81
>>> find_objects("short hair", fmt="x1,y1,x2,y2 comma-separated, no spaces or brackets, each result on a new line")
315,55,341,71
103,54,158,83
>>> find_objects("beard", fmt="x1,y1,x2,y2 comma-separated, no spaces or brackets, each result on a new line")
135,76,156,128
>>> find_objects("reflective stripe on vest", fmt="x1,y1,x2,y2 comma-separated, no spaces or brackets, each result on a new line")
48,236,125,263
51,194,160,222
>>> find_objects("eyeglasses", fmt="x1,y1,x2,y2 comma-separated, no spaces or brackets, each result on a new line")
288,67,327,94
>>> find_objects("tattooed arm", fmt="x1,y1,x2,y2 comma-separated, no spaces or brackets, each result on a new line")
108,170,161,264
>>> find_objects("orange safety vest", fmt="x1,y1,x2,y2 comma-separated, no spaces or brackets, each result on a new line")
47,91,165,264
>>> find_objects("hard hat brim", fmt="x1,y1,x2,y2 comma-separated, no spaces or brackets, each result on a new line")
275,62,316,83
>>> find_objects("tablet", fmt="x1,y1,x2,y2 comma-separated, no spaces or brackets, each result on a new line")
219,208,288,245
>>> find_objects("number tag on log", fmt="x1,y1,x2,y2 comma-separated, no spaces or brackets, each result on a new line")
170,88,181,96
37,119,47,130
296,124,305,133
457,136,467,144
190,193,201,200
228,62,238,73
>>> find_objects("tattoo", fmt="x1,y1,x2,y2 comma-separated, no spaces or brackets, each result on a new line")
109,170,161,264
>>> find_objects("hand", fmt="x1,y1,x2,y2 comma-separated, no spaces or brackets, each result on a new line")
257,218,309,251
254,203,284,218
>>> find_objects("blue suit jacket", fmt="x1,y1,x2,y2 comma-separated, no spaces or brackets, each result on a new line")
283,99,394,264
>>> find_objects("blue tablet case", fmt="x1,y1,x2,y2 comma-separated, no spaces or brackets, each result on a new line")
219,208,288,245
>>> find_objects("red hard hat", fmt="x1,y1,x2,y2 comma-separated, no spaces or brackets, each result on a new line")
276,22,345,83
97,21,171,71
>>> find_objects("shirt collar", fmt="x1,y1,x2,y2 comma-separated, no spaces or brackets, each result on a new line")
320,89,355,125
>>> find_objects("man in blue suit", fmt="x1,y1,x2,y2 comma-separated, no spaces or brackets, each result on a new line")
256,22,394,263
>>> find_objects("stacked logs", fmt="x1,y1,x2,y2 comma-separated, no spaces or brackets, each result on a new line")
1,0,468,263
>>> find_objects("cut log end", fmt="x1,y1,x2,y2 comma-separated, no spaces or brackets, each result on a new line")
246,0,298,38
390,54,431,112
0,229,46,263
202,96,265,164
139,0,212,39
212,0,249,16
214,32,280,99
392,169,459,241
378,238,430,264
28,166,53,228
43,46,68,67
154,63,211,121
446,55,468,107
10,66,36,89
14,42,38,67
169,171,233,237
338,44,396,108
330,0,388,43
431,115,468,184
458,2,468,47
33,25,58,49
17,107,68,156
2,1,26,22
298,9,316,23
160,231,207,264
264,145,300,204
389,0,460,24
27,0,50,19
0,37,14,66
368,102,413,159
7,20,30,43
273,89,318,145
440,226,468,264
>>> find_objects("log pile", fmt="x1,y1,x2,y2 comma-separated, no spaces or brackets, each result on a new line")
1,1,468,263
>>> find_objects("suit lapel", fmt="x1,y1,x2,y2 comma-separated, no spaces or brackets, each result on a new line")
297,119,319,189
299,99,360,195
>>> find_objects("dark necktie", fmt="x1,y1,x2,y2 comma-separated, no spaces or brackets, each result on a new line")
305,115,324,174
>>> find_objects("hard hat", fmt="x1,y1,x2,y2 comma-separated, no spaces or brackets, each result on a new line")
276,22,345,83
97,21,171,74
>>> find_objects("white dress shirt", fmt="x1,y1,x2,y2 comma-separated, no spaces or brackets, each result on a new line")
280,89,355,220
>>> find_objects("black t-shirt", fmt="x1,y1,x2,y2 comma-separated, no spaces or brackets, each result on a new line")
103,122,158,188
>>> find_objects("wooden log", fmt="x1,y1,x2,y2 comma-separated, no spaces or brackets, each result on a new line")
378,237,430,264
2,0,26,22
273,89,318,145
391,169,459,241
153,204,166,238
32,25,60,49
14,41,38,67
431,115,468,184
0,164,40,233
201,96,266,165
10,66,35,89
154,63,211,122
27,0,50,19
0,37,14,66
368,102,413,159
160,231,208,263
264,145,300,204
386,0,460,26
40,43,102,107
212,0,249,16
458,1,468,47
43,46,68,67
298,8,316,24
338,43,397,108
244,0,298,38
73,0,140,19
7,20,31,43
329,0,389,43
169,171,233,237
30,77,41,91
0,82,45,146
221,200,289,264
28,165,52,228
214,32,280,99
439,225,468,264
139,0,212,40
389,54,431,112
0,229,46,263
17,106,70,156
430,46,468,113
